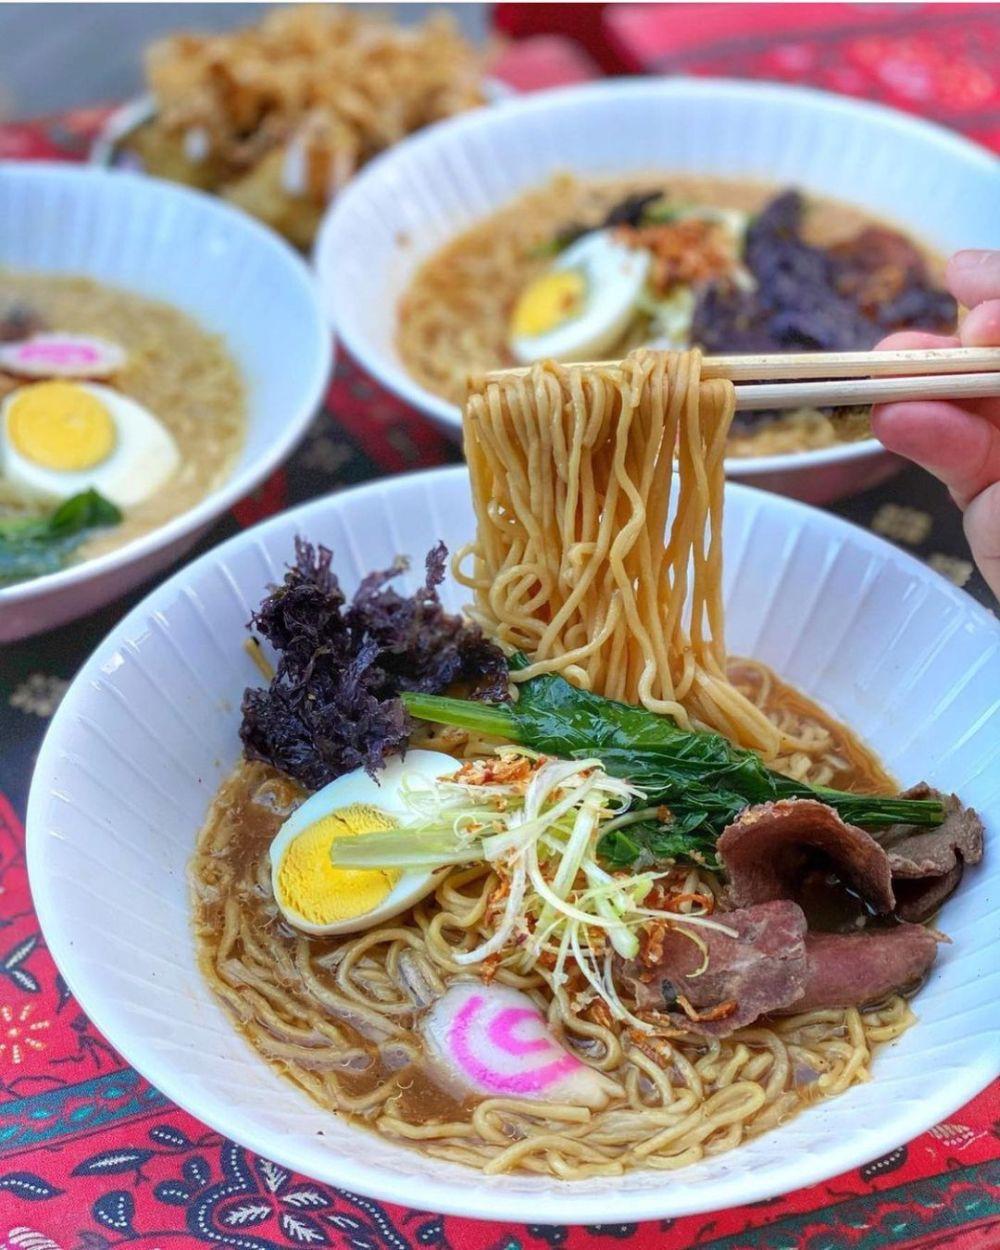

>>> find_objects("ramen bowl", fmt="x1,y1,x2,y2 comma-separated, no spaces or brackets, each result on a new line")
316,77,1000,503
27,465,999,1224
0,162,332,641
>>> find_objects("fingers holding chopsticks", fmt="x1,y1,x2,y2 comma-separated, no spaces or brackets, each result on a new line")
872,397,1000,506
948,249,1000,313
872,254,1000,599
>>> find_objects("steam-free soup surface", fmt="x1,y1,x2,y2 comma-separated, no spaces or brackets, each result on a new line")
396,173,947,458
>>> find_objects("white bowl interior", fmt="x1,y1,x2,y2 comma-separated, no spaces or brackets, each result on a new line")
0,163,331,617
317,78,1000,479
28,466,999,1224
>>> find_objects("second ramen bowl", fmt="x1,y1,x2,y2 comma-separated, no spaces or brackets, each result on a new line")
316,78,1000,503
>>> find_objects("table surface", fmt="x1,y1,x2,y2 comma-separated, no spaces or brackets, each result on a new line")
1,4,998,1248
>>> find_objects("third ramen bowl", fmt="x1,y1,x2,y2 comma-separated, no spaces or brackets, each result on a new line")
0,163,331,639
317,78,999,503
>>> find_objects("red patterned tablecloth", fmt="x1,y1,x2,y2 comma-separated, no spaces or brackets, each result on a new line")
1,7,998,1247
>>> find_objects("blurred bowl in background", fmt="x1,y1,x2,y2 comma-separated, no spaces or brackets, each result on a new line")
0,162,331,641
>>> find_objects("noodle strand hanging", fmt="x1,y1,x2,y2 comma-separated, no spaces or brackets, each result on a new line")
459,348,782,756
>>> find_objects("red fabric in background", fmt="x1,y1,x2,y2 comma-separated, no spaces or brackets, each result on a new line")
2,7,999,1249
496,3,1000,151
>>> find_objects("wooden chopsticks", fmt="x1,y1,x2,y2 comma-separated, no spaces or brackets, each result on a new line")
481,347,1000,412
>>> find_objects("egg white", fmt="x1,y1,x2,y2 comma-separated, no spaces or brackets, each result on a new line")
269,749,458,936
1,381,180,507
510,230,651,364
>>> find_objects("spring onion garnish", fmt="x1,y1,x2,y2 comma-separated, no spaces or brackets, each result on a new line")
329,749,734,1028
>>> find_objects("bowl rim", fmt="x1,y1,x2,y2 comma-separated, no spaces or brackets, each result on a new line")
27,462,1000,1224
0,160,333,608
316,74,998,476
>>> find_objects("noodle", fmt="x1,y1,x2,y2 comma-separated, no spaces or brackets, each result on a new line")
459,348,782,756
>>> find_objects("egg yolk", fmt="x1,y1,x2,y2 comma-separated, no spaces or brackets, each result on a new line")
7,381,116,472
275,804,401,926
511,269,586,339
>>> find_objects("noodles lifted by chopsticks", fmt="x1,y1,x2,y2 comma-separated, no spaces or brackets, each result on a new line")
458,348,783,757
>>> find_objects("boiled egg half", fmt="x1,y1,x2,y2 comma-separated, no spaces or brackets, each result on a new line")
1,380,180,507
509,229,651,364
269,749,457,936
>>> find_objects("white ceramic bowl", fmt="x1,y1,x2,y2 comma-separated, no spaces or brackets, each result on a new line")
316,78,1000,504
27,465,999,1224
0,162,332,641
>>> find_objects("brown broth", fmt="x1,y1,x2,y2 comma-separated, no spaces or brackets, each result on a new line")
193,759,479,1126
396,173,946,458
729,658,893,794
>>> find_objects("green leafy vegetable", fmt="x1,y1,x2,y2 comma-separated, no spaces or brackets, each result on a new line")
641,200,684,225
401,658,945,868
0,489,121,586
526,237,568,260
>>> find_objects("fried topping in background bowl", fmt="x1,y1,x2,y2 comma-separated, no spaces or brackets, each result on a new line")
128,5,488,246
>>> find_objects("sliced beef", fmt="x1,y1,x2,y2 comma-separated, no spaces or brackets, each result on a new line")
875,783,984,923
619,899,808,1037
828,228,956,329
718,799,895,916
828,226,926,310
892,867,963,927
790,925,939,1013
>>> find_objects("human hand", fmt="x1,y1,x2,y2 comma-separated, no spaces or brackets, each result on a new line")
872,249,1000,599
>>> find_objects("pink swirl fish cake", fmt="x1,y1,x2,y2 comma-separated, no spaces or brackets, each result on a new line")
423,981,619,1108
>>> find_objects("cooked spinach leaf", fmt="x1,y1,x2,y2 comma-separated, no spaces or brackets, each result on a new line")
402,659,945,867
0,489,121,585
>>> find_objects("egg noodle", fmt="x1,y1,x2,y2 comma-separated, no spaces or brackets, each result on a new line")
192,743,912,1178
458,348,781,756
191,345,919,1178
